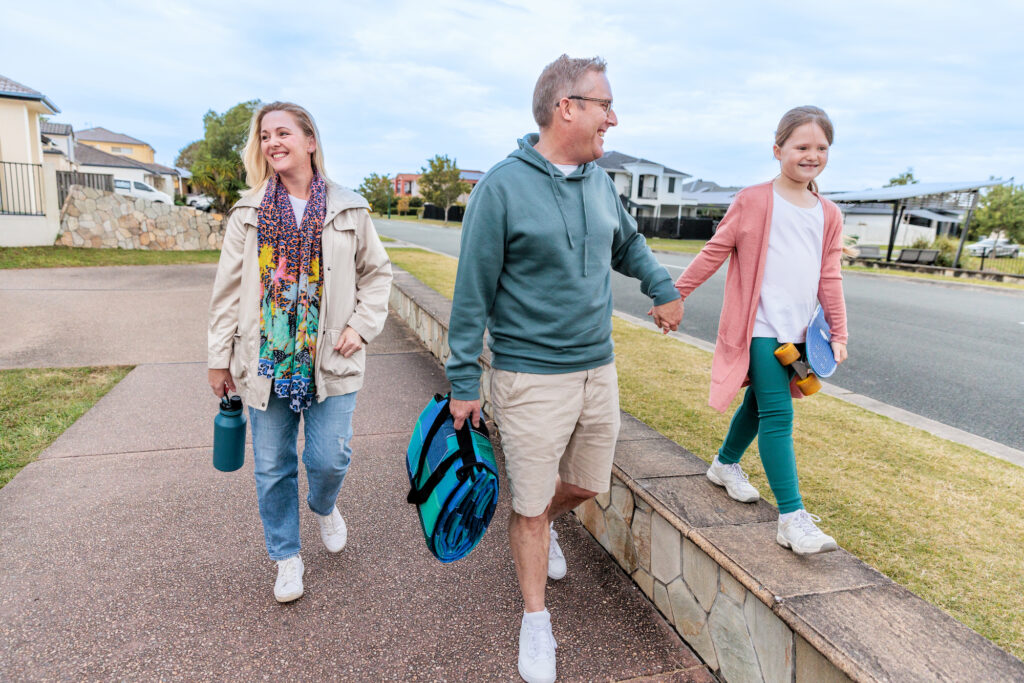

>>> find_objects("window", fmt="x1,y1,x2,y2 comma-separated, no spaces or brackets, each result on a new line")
404,181,412,194
668,177,676,193
111,146,133,154
639,175,658,199
114,180,130,189
134,181,153,191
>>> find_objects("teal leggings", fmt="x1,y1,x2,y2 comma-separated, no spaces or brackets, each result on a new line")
717,337,803,514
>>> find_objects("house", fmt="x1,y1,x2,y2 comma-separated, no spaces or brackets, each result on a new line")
392,169,483,204
76,126,155,165
595,151,697,219
0,74,62,245
74,142,181,197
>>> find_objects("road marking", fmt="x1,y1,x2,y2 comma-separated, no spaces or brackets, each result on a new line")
658,262,686,271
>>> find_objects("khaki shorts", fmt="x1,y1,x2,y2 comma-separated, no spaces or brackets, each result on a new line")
489,362,620,517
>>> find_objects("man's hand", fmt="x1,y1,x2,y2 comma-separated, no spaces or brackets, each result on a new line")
647,299,684,334
831,341,848,365
208,368,236,398
334,326,365,358
449,398,481,430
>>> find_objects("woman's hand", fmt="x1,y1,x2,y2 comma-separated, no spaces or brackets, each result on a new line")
208,368,236,398
334,326,365,358
831,341,848,365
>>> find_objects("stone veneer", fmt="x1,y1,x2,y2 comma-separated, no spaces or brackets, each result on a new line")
388,268,1024,683
56,185,224,250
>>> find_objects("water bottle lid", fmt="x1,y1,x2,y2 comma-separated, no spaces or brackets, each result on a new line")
230,395,243,410
220,394,243,411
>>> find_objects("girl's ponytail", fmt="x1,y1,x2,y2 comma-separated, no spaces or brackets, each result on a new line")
775,106,833,193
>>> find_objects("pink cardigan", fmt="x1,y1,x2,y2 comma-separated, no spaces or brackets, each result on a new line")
674,182,848,413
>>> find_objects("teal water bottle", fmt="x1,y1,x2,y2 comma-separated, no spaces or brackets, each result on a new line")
213,394,246,472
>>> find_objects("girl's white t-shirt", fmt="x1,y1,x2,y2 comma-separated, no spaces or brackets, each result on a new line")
288,194,307,227
752,191,825,343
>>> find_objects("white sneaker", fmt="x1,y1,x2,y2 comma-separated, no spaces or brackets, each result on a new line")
777,510,838,555
317,506,348,553
706,457,760,503
547,524,566,581
518,611,557,683
274,555,304,603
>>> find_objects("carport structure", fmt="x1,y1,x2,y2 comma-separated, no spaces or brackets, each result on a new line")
825,180,1008,266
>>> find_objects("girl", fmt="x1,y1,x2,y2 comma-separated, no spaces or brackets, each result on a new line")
208,102,393,600
673,105,848,555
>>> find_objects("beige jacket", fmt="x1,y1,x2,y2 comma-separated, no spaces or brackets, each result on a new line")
208,181,393,410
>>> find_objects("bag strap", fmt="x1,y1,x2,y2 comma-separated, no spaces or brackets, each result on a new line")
407,393,489,505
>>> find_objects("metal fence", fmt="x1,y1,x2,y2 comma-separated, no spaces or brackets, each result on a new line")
422,203,465,222
0,161,45,216
56,170,114,207
635,215,715,240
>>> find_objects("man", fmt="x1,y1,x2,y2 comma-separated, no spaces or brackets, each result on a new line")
446,54,683,683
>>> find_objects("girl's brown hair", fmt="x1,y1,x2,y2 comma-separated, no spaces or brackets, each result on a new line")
242,101,328,191
775,106,833,193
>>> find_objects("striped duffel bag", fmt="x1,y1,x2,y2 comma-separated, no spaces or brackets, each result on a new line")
406,393,499,563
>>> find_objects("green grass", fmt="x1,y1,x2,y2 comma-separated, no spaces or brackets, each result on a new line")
844,264,1024,290
379,235,396,243
0,366,132,489
387,246,1024,659
0,247,222,269
645,238,709,254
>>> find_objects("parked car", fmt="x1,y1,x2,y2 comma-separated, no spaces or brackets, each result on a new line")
186,194,213,211
113,179,173,205
966,238,1020,258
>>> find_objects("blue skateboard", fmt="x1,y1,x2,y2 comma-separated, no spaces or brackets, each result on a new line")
773,306,835,396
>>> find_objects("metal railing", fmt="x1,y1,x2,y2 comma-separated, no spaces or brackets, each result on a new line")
57,170,114,207
0,161,45,216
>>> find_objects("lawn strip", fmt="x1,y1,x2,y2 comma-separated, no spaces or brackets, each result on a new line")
0,366,132,489
0,247,221,269
387,246,1024,658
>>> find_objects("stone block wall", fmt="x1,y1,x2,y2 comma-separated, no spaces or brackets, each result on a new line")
56,185,224,250
388,266,1024,683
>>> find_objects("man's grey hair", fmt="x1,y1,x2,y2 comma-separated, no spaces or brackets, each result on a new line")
532,54,608,128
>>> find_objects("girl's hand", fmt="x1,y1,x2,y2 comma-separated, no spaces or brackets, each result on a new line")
831,341,848,365
334,326,365,358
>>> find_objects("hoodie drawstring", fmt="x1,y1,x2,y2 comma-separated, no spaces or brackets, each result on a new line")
545,167,591,276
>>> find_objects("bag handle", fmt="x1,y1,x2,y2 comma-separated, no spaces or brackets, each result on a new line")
407,393,489,505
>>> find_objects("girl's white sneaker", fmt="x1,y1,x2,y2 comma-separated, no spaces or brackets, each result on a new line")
706,457,760,503
274,555,304,603
777,510,838,555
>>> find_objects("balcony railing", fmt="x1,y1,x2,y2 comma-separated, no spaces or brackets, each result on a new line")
0,161,45,216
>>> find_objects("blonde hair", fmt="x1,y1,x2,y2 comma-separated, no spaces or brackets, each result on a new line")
532,54,607,128
242,101,328,190
775,106,833,193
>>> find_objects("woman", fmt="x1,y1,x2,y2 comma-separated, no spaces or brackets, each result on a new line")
208,101,392,602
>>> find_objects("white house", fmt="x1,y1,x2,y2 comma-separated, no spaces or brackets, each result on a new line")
74,143,179,196
595,151,697,219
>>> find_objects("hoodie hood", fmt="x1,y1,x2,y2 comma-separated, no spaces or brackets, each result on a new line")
509,133,598,180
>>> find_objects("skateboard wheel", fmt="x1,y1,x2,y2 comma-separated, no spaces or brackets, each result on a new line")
774,343,800,366
796,373,821,396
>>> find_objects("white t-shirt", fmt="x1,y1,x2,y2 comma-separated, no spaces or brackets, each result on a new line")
553,163,579,176
752,192,825,343
288,194,307,227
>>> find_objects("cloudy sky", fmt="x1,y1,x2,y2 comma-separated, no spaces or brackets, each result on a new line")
4,0,1021,192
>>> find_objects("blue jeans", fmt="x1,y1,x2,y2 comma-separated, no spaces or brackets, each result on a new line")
249,391,357,560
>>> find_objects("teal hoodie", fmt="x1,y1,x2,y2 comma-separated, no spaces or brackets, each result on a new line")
445,134,679,401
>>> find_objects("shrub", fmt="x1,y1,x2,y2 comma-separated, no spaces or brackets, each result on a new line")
910,236,932,249
931,236,959,266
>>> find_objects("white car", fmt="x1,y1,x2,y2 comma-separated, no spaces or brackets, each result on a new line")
966,238,1020,258
113,179,173,205
186,194,213,211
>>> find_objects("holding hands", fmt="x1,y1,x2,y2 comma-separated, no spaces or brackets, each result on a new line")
647,299,684,334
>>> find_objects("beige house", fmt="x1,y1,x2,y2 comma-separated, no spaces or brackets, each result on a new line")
77,126,155,164
0,74,62,245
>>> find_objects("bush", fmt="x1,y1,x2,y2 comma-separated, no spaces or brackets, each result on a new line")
910,236,932,249
931,236,959,267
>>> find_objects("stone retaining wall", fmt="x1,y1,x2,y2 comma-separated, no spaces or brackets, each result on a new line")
56,185,224,250
388,267,1024,683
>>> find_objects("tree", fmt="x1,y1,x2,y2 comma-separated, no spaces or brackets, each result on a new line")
419,154,470,224
885,168,919,187
972,183,1024,243
179,100,260,211
357,173,394,215
175,140,200,169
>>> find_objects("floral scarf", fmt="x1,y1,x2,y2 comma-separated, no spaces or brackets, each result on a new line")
256,172,327,412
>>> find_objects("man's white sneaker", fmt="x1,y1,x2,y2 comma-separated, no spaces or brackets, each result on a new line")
777,510,838,555
547,524,566,581
274,555,304,603
317,505,348,553
518,610,557,683
706,457,760,503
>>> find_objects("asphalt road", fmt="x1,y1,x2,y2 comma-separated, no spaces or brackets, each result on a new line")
376,218,1024,451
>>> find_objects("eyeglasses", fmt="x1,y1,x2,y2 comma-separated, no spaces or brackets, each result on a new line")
563,95,614,113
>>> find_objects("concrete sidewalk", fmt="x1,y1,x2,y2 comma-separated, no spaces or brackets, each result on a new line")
0,265,709,681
